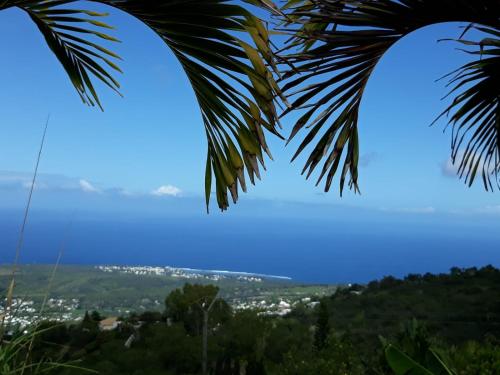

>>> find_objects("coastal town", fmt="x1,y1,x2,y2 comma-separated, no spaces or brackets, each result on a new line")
95,265,290,283
1,264,333,330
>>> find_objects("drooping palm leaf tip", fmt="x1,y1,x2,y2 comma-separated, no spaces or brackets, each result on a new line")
436,27,500,191
6,0,123,110
280,0,500,194
95,0,285,211
4,0,283,212
96,0,285,212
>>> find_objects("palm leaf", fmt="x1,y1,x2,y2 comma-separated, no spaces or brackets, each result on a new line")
6,0,284,211
385,344,435,375
13,0,122,110
89,0,284,211
435,27,500,190
383,341,456,375
280,0,500,194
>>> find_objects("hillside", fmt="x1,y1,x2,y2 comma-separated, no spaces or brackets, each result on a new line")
323,265,500,347
0,264,337,321
16,265,500,375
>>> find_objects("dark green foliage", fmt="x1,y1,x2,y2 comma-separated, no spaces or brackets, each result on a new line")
327,265,500,351
265,318,312,364
382,320,455,375
0,323,96,375
138,311,163,323
383,344,451,375
314,299,330,350
89,311,101,322
450,338,500,375
217,310,267,362
25,266,500,375
165,283,231,335
278,333,364,375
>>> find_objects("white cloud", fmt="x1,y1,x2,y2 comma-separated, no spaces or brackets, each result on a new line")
0,171,71,191
380,206,436,214
441,158,458,178
152,185,182,197
117,189,135,197
22,181,49,190
79,179,101,193
478,205,500,214
404,206,436,214
441,151,496,178
0,171,183,199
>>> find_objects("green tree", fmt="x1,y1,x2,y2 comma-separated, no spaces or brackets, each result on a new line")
314,299,330,350
265,317,312,365
81,311,98,331
279,333,364,375
218,310,268,369
450,339,500,375
90,311,102,322
164,283,231,336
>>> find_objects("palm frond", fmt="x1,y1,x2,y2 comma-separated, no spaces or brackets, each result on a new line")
13,0,123,110
280,0,500,194
6,0,284,211
436,27,500,190
93,0,284,211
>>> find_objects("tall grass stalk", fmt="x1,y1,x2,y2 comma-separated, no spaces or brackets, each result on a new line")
1,116,50,339
0,116,93,374
21,228,68,375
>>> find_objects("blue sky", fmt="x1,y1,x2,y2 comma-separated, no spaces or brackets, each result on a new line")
1,4,499,281
0,5,499,214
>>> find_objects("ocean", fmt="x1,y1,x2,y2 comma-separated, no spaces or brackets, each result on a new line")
1,208,499,284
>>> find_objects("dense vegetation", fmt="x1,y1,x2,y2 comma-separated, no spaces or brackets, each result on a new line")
14,266,500,374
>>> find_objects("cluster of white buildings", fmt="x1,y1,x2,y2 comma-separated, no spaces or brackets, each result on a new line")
97,265,229,280
0,299,36,328
232,297,318,316
47,298,80,311
237,276,263,282
95,265,267,283
0,297,80,329
97,265,169,276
